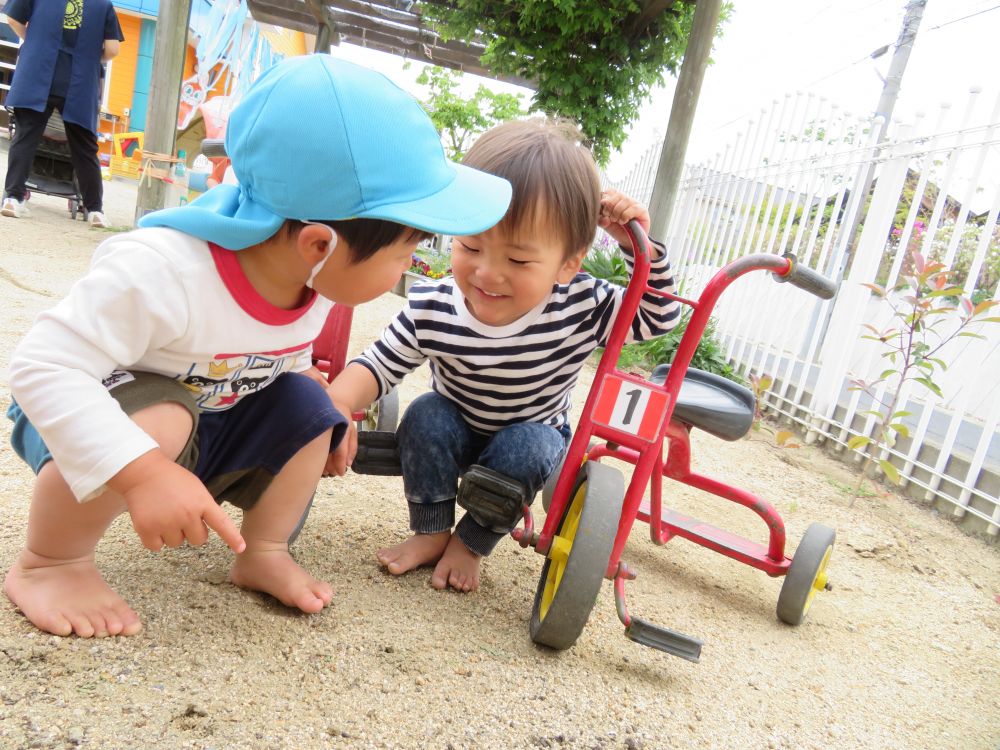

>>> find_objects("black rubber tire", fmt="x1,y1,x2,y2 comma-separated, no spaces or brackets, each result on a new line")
529,461,624,651
540,454,567,513
777,523,835,625
357,388,400,432
541,442,598,513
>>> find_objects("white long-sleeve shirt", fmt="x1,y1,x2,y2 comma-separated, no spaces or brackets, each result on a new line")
9,228,332,501
353,243,680,434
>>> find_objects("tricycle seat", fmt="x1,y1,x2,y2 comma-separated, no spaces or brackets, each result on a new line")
649,364,755,441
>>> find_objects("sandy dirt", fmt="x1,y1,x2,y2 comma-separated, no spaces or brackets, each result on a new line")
0,165,998,750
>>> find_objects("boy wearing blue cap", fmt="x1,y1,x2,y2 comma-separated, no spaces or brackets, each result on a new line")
4,54,511,637
328,119,680,592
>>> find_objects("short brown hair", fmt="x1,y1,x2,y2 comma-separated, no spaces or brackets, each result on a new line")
462,119,600,259
285,218,433,264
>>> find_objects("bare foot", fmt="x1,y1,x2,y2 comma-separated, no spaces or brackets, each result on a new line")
430,535,482,592
228,544,333,614
4,550,142,637
376,531,451,575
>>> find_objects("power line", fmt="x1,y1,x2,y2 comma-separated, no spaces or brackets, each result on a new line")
804,52,872,88
925,3,1000,31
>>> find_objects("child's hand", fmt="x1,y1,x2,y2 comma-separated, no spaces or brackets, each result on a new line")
301,365,331,388
113,451,246,553
324,400,357,477
598,189,651,249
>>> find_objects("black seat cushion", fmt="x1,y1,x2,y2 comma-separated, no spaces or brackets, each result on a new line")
649,364,755,441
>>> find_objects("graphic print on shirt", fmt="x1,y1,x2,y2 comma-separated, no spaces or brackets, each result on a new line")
64,0,83,29
181,347,310,410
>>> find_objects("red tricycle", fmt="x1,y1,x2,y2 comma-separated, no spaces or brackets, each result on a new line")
505,220,838,662
312,218,837,664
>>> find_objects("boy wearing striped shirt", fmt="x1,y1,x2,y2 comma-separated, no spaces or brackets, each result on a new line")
328,120,681,592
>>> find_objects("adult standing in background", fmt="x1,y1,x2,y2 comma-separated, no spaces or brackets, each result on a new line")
2,0,124,227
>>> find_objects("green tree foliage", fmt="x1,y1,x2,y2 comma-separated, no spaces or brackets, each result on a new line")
420,0,699,165
414,65,526,160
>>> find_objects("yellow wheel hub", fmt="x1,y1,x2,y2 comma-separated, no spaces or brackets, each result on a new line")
802,545,833,615
539,483,586,621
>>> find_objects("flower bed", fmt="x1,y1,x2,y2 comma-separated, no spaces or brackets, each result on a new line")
393,246,452,297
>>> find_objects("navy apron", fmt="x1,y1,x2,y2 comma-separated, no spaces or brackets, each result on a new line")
6,0,109,134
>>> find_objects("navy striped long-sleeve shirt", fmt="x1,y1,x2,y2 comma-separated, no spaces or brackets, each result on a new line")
352,244,681,434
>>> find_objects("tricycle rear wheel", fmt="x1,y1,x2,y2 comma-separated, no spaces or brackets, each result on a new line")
529,461,623,650
777,522,835,625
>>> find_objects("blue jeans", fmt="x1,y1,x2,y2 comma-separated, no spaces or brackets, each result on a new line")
397,392,570,556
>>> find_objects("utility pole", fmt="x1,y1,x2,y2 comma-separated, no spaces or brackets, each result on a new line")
872,0,927,143
840,0,927,260
133,0,194,223
646,0,723,243
807,0,927,427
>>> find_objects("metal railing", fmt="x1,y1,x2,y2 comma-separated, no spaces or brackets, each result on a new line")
605,87,1000,536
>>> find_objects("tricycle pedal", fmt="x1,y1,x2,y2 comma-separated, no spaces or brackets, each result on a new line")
625,618,703,663
351,430,402,475
457,464,527,531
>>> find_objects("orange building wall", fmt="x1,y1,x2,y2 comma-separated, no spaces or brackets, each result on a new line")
98,11,143,157
105,12,142,123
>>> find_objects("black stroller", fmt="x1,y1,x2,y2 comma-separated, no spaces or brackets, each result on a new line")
5,106,87,220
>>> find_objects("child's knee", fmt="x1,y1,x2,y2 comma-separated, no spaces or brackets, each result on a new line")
399,392,464,445
131,401,195,460
482,423,565,482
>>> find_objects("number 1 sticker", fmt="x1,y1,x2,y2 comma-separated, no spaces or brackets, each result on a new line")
593,375,670,442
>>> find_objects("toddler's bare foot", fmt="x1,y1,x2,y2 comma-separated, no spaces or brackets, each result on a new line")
228,544,333,614
430,535,482,592
4,550,142,637
376,531,451,575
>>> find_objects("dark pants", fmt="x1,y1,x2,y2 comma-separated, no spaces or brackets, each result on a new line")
397,392,570,556
4,98,104,212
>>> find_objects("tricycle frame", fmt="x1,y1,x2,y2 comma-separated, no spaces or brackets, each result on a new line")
538,224,802,583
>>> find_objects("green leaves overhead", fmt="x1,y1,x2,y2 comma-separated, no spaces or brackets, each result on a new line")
420,0,699,165
414,65,526,160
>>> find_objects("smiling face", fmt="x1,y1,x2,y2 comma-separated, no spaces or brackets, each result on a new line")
450,218,586,327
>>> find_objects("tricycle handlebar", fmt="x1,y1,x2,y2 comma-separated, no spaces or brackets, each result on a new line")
772,253,838,299
201,138,228,158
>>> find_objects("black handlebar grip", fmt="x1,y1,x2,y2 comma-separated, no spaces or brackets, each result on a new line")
200,138,228,158
773,253,838,299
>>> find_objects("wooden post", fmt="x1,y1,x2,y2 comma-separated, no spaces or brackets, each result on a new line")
646,0,723,244
133,0,193,224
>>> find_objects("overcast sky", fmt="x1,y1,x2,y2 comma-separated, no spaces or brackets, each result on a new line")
330,1,998,178
621,0,998,175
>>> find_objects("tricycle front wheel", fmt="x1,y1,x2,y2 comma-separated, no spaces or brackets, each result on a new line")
529,461,623,650
777,523,835,625
357,388,399,432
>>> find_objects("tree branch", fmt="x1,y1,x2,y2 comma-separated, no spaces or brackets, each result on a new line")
628,0,683,38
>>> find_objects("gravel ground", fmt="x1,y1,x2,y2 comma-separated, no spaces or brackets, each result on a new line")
0,157,998,750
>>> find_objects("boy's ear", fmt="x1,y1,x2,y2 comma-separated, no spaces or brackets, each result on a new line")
296,222,336,264
556,247,588,284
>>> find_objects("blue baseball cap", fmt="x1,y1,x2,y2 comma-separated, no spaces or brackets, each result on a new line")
139,54,512,249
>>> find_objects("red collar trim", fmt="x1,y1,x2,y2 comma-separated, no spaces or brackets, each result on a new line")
210,243,317,325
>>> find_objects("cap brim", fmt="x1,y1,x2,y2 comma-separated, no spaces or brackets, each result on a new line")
353,164,512,237
139,164,511,248
138,185,285,250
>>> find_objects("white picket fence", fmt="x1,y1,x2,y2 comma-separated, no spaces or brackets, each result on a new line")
605,88,1000,536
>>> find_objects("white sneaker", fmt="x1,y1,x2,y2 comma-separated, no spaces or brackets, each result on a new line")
88,211,108,228
1,197,30,218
